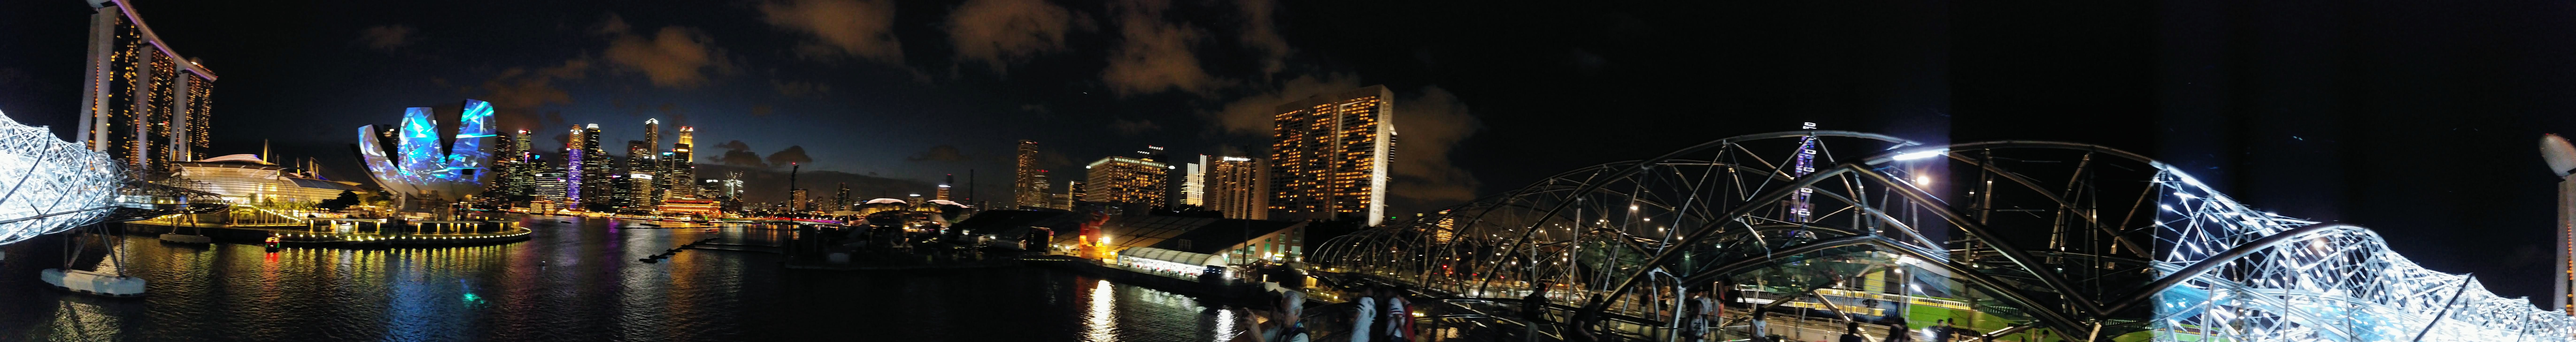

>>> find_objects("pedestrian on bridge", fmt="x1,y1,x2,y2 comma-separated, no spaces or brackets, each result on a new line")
1350,286,1377,342
1382,287,1411,342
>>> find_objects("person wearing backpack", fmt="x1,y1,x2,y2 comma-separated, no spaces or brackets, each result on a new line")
1383,288,1411,342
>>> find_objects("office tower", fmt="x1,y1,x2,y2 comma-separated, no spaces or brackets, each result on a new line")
504,129,536,196
80,1,216,171
1193,155,1267,220
937,174,953,200
580,124,610,206
667,126,698,198
790,189,809,212
1270,85,1396,225
1030,170,1052,208
622,140,656,210
724,171,745,198
1014,140,1042,208
1061,180,1082,207
534,169,568,202
641,119,663,200
1085,153,1168,209
1182,161,1205,206
565,126,588,203
832,183,851,212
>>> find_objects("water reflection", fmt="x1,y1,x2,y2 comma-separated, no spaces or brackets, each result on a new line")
0,216,1240,341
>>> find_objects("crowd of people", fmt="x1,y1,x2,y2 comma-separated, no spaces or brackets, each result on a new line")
1239,285,1421,342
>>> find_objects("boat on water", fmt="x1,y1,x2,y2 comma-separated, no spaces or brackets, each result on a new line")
702,227,722,233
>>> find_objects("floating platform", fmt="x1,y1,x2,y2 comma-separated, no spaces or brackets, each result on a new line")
41,269,145,297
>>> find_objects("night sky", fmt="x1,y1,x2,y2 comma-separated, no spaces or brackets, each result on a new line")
4,1,2576,301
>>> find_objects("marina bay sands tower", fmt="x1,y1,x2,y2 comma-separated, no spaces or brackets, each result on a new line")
79,0,216,171
2540,134,2576,315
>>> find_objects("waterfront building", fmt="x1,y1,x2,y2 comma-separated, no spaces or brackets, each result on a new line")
356,99,500,210
1029,170,1052,209
79,0,216,171
1014,140,1043,208
1269,85,1396,225
1084,152,1170,209
832,183,851,212
657,198,717,215
1021,213,1306,263
1188,155,1267,220
171,154,362,207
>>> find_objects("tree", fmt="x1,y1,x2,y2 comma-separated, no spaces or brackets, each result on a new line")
319,190,361,211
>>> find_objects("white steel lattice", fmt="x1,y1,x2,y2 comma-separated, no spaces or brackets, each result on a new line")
0,109,125,245
2152,168,2576,342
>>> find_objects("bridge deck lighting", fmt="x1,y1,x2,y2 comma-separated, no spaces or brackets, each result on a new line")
1890,149,1947,161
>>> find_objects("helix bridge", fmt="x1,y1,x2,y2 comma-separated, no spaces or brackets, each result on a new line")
1310,130,2576,342
0,110,226,295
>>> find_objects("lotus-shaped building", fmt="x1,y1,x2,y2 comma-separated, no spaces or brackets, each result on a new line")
357,99,498,210
0,109,125,246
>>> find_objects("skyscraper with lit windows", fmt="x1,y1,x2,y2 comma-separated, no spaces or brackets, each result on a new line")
1189,155,1267,220
666,126,698,199
580,124,610,207
1269,85,1395,225
1085,151,1171,209
565,125,588,204
1014,140,1043,208
81,0,216,171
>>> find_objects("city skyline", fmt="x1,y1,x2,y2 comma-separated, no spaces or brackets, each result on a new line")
11,0,2576,309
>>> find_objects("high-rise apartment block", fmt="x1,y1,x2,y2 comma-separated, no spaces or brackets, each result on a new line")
1269,85,1395,225
1189,155,1267,220
81,1,216,170
1014,140,1043,208
1084,152,1170,209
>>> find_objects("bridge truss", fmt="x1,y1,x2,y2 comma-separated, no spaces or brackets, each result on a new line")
1311,131,2575,342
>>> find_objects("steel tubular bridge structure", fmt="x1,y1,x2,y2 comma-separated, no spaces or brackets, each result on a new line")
1310,130,2576,342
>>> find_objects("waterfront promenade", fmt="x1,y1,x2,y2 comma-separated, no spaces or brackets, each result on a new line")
0,216,1250,341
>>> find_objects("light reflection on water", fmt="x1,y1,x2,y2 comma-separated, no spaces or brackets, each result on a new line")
0,216,1240,341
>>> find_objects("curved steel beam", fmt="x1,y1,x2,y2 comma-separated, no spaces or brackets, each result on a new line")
2098,223,2368,314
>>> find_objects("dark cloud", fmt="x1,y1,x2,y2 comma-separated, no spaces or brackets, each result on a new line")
905,144,970,162
758,0,904,64
1110,119,1159,135
1233,0,1289,76
1100,0,1218,96
945,0,1078,73
477,60,590,132
721,150,767,167
1383,86,1482,203
357,25,416,51
750,104,774,117
1017,103,1050,114
766,145,814,166
713,140,764,167
655,103,690,127
713,140,752,151
1207,73,1361,135
600,15,731,88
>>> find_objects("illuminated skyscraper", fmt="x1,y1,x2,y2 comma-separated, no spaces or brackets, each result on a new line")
1014,140,1043,208
624,140,653,210
81,0,216,171
579,124,610,206
666,126,698,198
1191,155,1267,220
640,119,663,201
937,174,953,201
833,183,851,212
534,169,567,202
1269,85,1395,225
565,125,587,203
1085,152,1170,209
790,189,809,212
